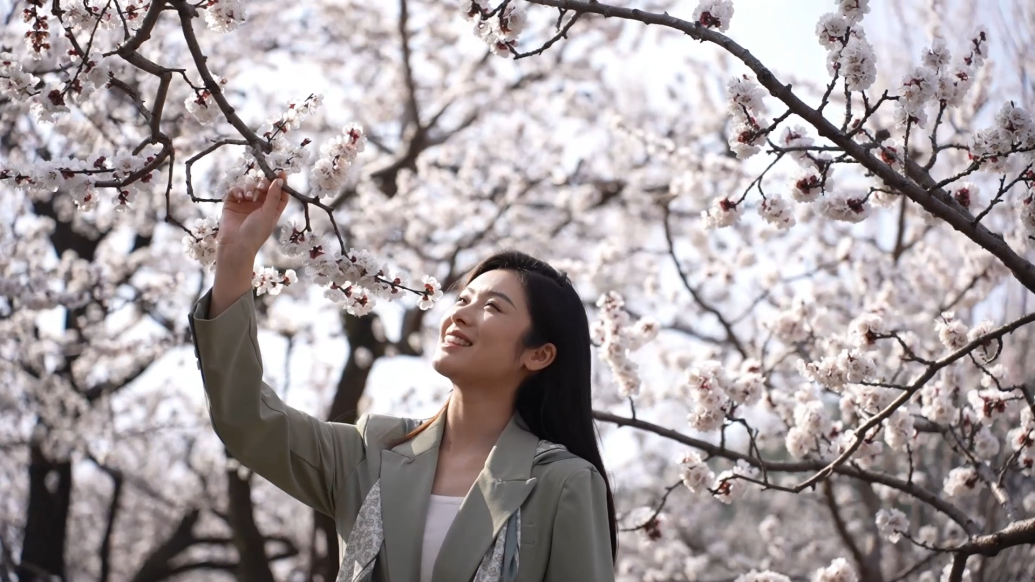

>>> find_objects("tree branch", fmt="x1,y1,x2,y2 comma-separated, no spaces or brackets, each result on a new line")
592,409,978,532
524,0,1035,294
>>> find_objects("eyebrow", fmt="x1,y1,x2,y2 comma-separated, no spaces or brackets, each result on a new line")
464,289,516,308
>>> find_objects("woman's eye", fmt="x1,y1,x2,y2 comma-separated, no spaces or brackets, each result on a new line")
486,302,501,311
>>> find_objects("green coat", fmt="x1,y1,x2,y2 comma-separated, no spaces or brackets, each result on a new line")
188,289,615,582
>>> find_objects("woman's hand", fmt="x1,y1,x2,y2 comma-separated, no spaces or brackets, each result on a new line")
209,172,289,318
218,172,290,258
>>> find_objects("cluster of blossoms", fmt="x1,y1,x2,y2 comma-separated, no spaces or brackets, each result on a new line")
590,291,659,398
757,194,795,230
1008,407,1035,475
764,294,815,343
816,0,875,91
942,466,980,498
712,459,759,504
310,123,367,198
1,146,162,211
969,102,1035,175
460,1,527,58
797,348,876,393
779,124,874,224
182,217,221,266
726,557,857,582
893,36,975,128
817,190,872,223
266,94,324,139
0,53,39,100
204,0,247,33
784,389,838,459
937,312,1004,364
691,0,734,33
678,450,759,505
701,196,742,229
968,103,1035,166
185,75,230,127
683,360,763,432
919,369,965,425
2,45,112,123
813,558,858,582
252,267,298,296
724,75,769,160
206,98,331,200
678,450,714,494
875,507,909,543
183,213,444,314
59,1,123,32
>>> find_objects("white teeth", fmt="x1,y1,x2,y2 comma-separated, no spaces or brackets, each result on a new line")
445,336,472,347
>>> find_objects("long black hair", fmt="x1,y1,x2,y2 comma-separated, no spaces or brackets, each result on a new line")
404,249,618,561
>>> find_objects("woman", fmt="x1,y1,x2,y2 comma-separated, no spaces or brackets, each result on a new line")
187,175,617,582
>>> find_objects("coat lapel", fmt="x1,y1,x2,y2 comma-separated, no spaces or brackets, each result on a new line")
431,415,540,582
380,413,444,582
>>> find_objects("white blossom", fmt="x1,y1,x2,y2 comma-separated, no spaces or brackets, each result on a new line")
935,311,968,350
884,409,914,452
204,0,246,32
185,89,224,126
791,168,827,203
829,34,877,91
835,0,870,24
419,275,443,310
848,312,885,349
759,196,796,229
875,508,909,543
943,466,980,497
309,123,367,198
816,13,849,49
593,291,656,398
817,191,871,223
702,197,743,229
679,450,715,493
692,0,734,32
253,267,297,296
921,38,951,71
182,217,221,269
713,461,757,504
814,557,858,582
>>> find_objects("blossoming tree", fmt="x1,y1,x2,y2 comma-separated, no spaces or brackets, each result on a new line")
533,1,1035,581
3,0,1035,581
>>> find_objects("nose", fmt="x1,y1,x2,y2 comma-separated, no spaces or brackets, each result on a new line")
448,301,474,328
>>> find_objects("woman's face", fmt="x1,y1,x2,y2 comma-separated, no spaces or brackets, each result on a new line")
431,269,555,389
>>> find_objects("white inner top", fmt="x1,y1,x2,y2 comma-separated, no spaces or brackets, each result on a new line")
420,494,464,582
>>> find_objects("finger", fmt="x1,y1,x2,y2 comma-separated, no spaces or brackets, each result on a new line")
228,187,241,200
275,173,289,214
262,176,284,218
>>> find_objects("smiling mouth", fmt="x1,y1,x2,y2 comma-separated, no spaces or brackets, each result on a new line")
443,335,472,347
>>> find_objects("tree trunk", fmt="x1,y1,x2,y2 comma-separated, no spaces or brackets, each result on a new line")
226,465,277,582
18,443,71,582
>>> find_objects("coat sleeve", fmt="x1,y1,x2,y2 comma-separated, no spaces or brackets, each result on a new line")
188,288,367,517
545,467,615,582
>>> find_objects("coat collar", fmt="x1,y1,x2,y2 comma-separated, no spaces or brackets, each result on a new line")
379,412,540,582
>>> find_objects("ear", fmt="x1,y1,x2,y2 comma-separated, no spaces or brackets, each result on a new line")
523,342,556,372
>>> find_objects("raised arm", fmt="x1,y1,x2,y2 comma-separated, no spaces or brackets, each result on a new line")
187,175,365,517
